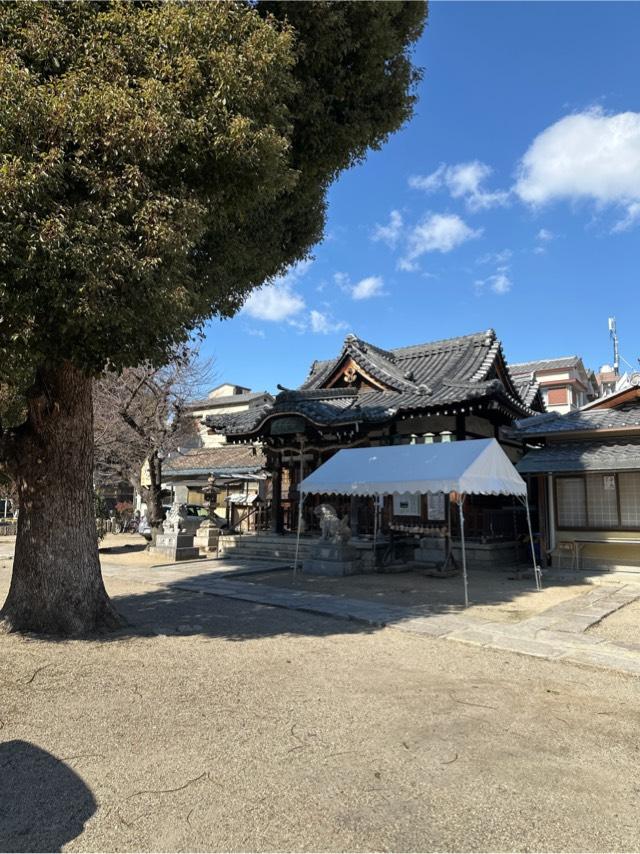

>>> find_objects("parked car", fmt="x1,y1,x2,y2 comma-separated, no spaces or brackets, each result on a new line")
139,504,214,541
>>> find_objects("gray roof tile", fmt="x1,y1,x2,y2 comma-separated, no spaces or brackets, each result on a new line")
514,404,640,437
509,356,582,374
208,330,542,437
517,440,640,474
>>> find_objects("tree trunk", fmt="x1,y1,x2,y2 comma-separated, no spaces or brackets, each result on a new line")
146,453,165,546
0,362,122,636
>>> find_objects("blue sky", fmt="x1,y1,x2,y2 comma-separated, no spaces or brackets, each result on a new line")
202,1,640,394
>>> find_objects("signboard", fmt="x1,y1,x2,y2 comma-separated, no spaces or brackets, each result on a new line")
393,492,421,517
603,475,616,491
427,493,446,521
269,416,306,436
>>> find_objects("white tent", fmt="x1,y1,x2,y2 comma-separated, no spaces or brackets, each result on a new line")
295,438,541,605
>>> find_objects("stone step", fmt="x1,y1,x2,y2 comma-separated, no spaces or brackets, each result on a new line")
217,537,316,561
218,545,313,560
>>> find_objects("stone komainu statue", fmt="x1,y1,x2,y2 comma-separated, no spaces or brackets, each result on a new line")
163,502,188,534
314,503,351,544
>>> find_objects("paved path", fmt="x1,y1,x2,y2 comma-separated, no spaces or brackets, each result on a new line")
103,559,640,678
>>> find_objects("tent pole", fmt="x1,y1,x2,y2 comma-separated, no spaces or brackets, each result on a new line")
523,495,542,591
458,496,469,608
372,496,378,553
293,490,304,575
293,437,305,575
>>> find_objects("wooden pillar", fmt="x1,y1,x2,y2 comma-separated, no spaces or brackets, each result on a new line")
455,413,466,441
350,496,360,536
271,460,283,534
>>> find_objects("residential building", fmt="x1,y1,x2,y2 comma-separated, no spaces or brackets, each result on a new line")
183,383,273,448
139,384,273,529
509,356,597,414
162,444,268,530
515,382,640,569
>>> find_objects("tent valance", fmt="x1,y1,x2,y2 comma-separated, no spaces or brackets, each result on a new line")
298,438,526,498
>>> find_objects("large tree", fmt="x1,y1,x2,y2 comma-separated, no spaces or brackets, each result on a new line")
0,0,426,634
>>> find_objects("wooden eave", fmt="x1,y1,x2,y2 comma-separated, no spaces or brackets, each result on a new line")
324,355,389,392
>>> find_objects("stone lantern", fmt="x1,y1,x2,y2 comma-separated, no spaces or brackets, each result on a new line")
195,474,222,555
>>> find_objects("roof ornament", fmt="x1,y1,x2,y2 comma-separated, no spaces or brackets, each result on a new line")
403,369,415,381
416,383,432,396
343,366,357,386
344,333,358,345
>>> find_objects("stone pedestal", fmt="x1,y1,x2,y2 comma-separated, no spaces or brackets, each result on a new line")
303,542,362,576
414,536,446,564
414,536,458,577
194,521,221,554
150,532,199,562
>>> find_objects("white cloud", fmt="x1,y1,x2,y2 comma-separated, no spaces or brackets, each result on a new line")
612,201,640,233
351,275,385,300
477,248,512,265
242,260,309,322
243,282,305,322
408,166,446,193
334,272,386,301
400,213,482,269
447,161,491,198
309,310,347,335
533,245,546,255
475,264,512,296
397,258,419,272
537,228,554,241
371,210,403,248
333,272,350,291
515,110,640,232
409,161,509,211
489,270,512,294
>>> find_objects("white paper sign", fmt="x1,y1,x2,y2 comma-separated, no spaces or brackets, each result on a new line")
427,493,446,521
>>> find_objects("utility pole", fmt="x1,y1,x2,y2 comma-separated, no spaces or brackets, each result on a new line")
608,317,620,375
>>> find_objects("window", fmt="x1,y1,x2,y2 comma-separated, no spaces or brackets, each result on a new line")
619,473,640,527
556,478,586,527
586,474,619,527
556,471,640,530
393,492,421,517
547,387,568,406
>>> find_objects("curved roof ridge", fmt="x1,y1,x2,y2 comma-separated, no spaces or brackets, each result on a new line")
392,329,494,358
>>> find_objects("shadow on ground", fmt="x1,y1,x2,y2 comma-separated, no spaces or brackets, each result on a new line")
107,581,377,642
99,543,148,556
92,559,585,643
0,740,96,853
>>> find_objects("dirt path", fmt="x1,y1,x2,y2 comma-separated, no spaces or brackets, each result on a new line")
1,570,640,852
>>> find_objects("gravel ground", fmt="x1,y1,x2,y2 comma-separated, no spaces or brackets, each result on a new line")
589,598,640,647
1,567,640,853
247,567,590,624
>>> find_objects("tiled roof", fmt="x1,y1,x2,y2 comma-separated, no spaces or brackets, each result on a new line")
509,356,582,375
513,403,640,437
512,376,541,407
163,445,265,476
301,330,503,392
517,440,640,474
208,330,542,437
184,391,272,412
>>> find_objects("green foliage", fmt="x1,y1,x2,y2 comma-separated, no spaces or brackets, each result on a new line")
0,0,425,395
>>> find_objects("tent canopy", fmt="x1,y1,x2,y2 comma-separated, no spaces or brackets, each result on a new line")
298,438,526,498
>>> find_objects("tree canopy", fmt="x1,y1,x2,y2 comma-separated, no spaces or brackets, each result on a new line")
0,0,425,389
0,0,426,635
